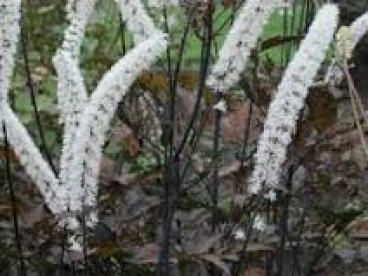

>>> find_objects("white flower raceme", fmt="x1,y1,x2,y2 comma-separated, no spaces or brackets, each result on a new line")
53,0,166,228
114,0,164,43
53,50,88,213
0,0,21,102
206,0,289,92
248,4,339,194
326,11,368,85
53,1,96,228
63,34,168,217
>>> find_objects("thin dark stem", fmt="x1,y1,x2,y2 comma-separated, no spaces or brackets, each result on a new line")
173,16,213,161
158,2,214,275
158,6,183,276
276,168,294,276
119,19,127,55
3,124,27,276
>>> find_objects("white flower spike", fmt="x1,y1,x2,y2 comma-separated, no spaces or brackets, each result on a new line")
248,4,339,194
63,34,168,218
207,0,289,92
53,0,167,228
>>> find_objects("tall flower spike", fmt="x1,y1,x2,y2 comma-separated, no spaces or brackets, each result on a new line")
55,0,166,228
326,11,368,85
54,51,88,218
206,0,289,92
114,0,163,43
63,34,167,224
248,4,339,194
53,1,96,228
0,0,62,212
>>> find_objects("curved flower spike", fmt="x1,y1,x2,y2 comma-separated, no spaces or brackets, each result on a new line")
206,0,289,92
248,4,339,194
62,34,168,222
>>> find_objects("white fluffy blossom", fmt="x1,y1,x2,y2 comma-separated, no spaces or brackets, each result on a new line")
206,0,288,92
234,229,246,240
248,4,339,194
114,0,163,43
213,99,227,113
53,1,96,228
264,189,277,202
326,11,368,85
53,51,88,213
253,215,266,231
62,34,167,217
54,0,166,228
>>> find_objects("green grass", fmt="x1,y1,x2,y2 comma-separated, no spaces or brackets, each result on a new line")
181,6,305,66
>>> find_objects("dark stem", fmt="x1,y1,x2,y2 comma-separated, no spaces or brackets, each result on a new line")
276,168,294,276
3,124,27,276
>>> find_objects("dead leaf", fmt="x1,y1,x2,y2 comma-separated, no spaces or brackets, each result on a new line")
221,102,251,145
242,267,266,276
